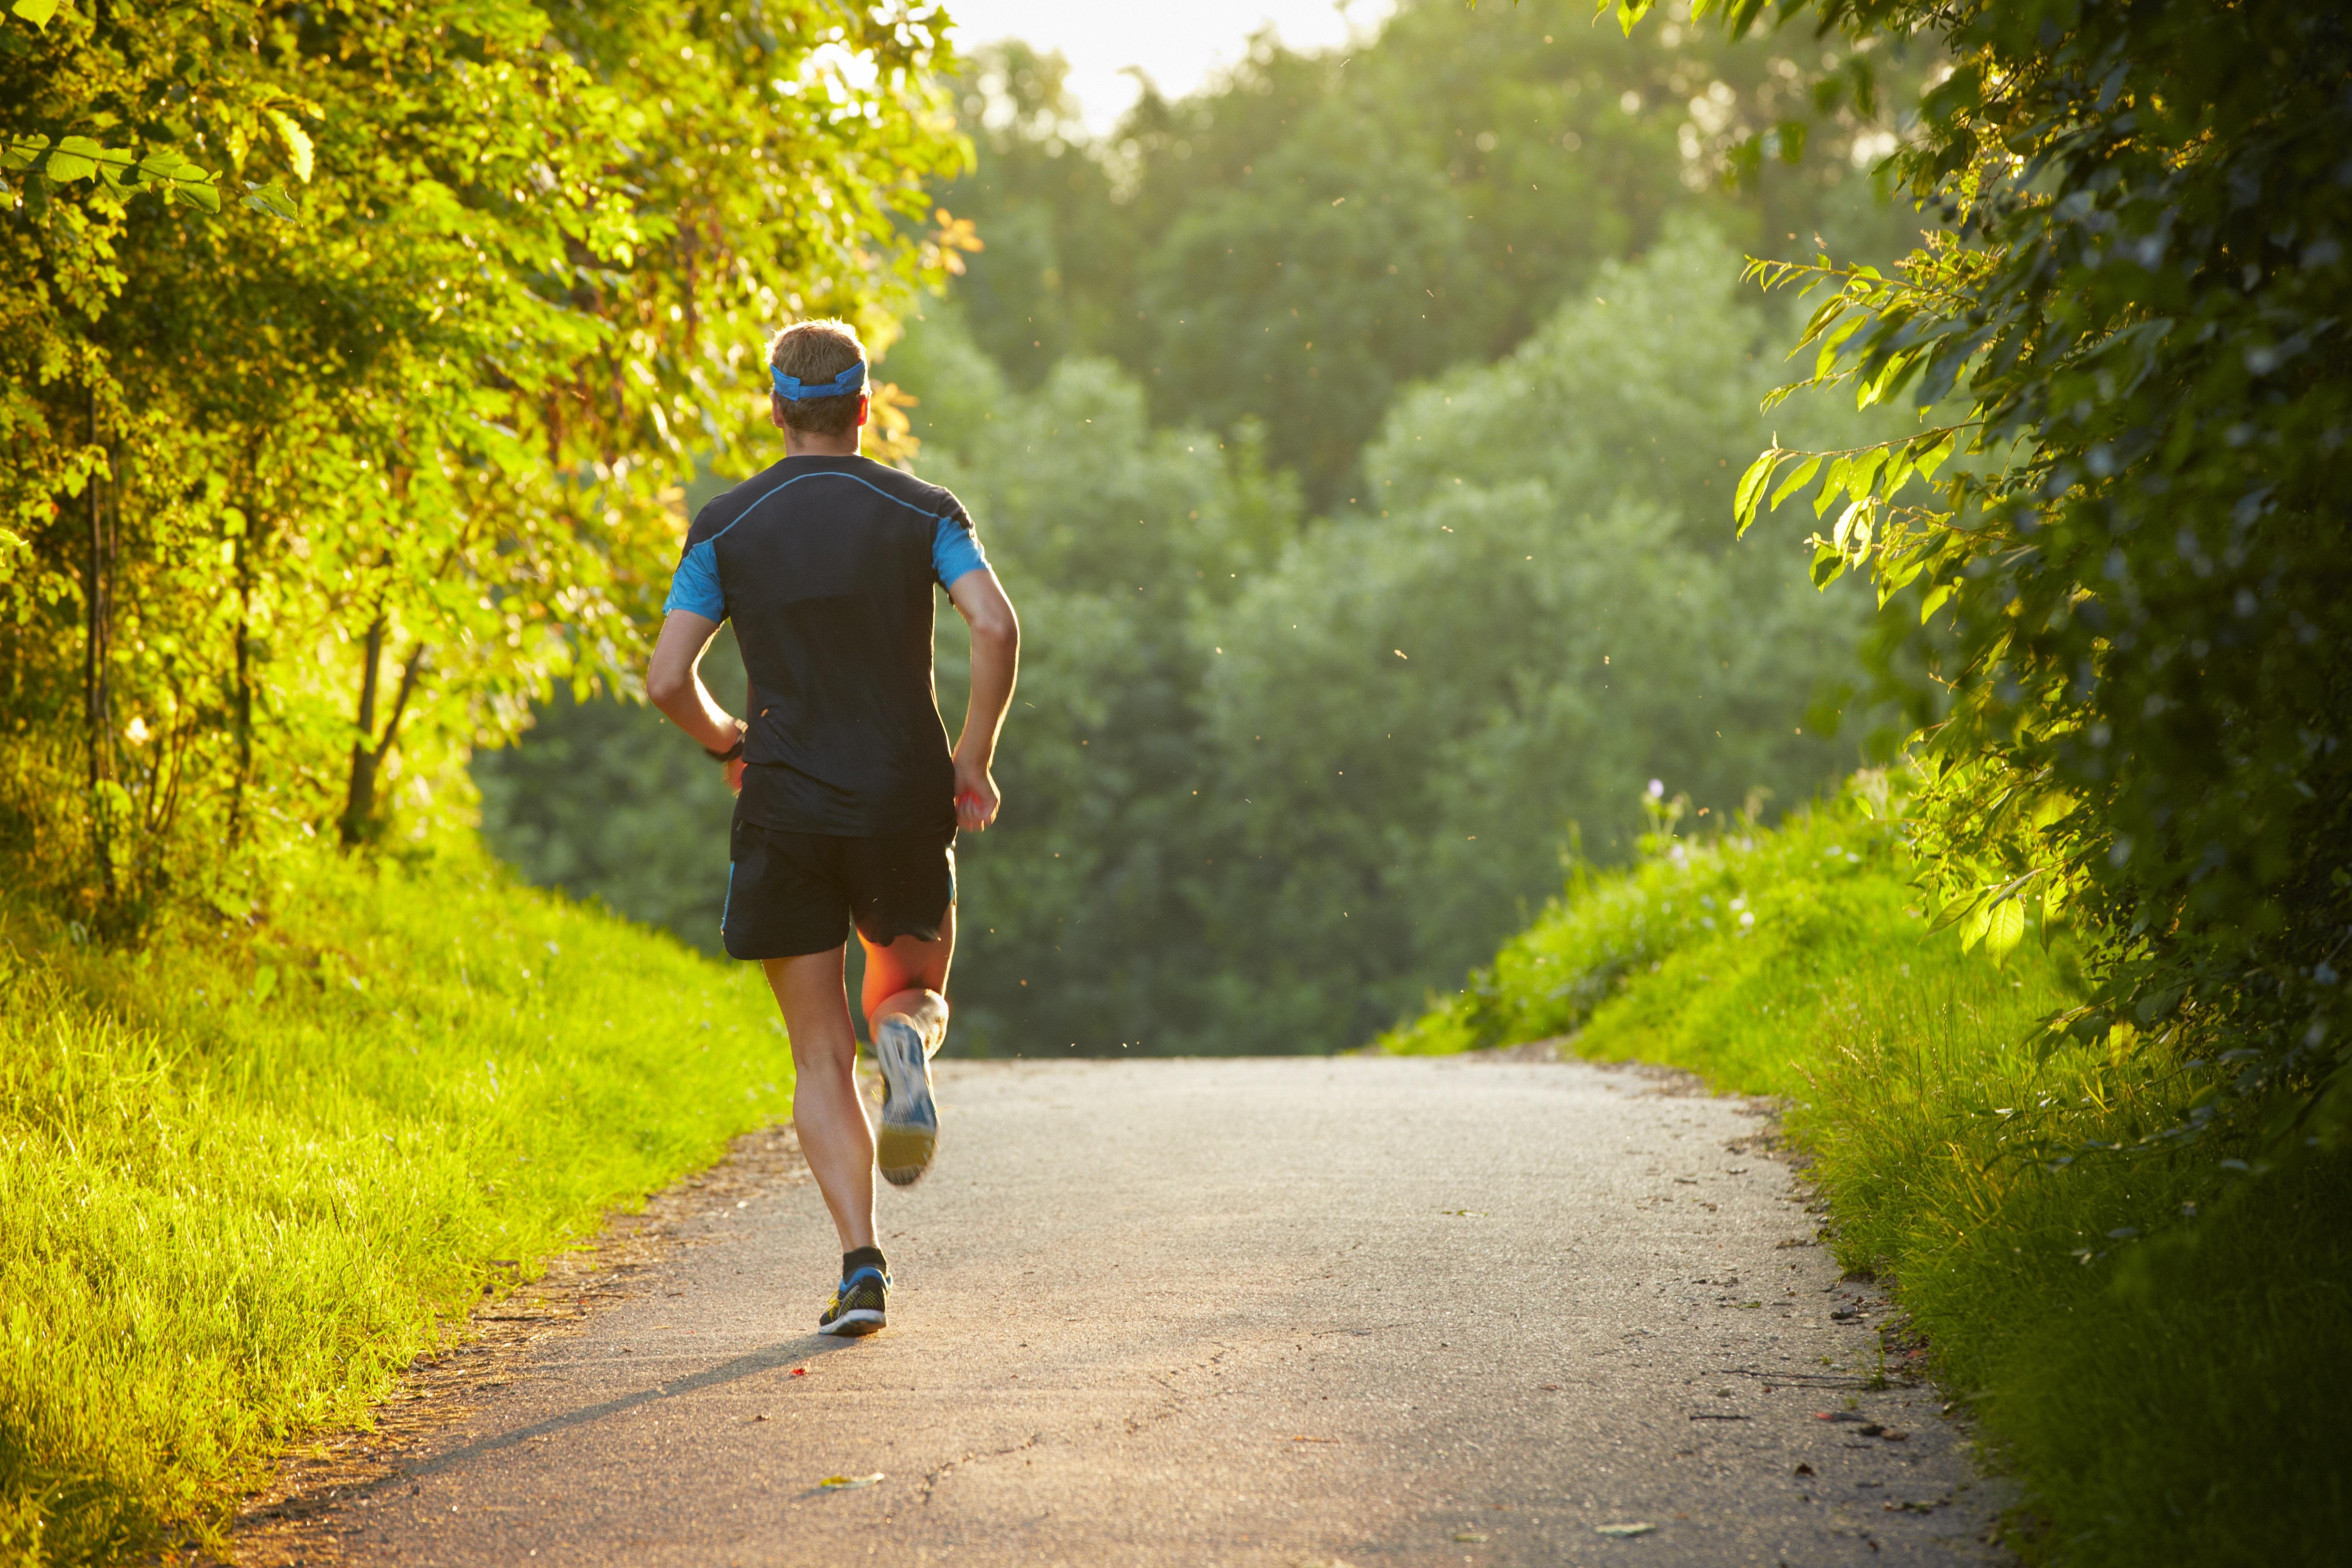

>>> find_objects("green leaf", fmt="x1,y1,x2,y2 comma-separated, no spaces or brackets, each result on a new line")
1611,0,1656,38
1809,541,1845,590
1769,454,1823,511
1913,430,1958,481
242,180,301,221
1919,581,1953,623
1812,308,1868,379
1857,349,1918,410
1831,497,1872,559
10,0,59,28
46,136,105,184
1815,454,1854,519
1881,451,1917,498
1733,448,1780,535
1960,898,1995,953
138,147,194,183
1929,888,1984,933
264,110,315,184
1846,447,1889,503
1985,893,2022,968
1876,554,1927,607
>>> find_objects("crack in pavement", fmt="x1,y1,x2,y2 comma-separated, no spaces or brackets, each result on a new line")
918,1432,1042,1508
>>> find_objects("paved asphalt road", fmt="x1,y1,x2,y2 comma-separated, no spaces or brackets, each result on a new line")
334,1056,2007,1567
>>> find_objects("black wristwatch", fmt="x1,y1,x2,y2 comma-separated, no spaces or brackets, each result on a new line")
705,720,746,763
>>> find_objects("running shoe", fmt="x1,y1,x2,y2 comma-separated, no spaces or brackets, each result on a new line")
817,1264,889,1336
873,1015,939,1187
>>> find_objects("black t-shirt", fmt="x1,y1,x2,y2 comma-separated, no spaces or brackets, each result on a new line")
663,455,990,837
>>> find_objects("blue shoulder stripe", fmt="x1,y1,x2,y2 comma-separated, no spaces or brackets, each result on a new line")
736,469,949,526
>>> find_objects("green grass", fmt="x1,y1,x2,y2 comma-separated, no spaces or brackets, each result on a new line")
0,846,793,1566
1387,787,2352,1566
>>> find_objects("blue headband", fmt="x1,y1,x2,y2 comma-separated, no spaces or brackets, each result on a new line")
771,361,866,402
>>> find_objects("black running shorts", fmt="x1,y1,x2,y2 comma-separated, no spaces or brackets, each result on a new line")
722,819,956,961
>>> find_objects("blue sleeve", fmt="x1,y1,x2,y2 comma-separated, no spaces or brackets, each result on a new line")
933,509,990,589
662,538,725,621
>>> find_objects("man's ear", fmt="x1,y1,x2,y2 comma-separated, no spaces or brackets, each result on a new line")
769,393,787,431
855,393,871,428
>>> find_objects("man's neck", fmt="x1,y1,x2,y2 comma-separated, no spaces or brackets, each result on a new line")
784,433,861,459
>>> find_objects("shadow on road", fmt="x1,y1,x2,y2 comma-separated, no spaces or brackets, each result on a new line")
402,1333,862,1479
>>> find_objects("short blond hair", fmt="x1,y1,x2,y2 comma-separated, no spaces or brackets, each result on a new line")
767,319,866,437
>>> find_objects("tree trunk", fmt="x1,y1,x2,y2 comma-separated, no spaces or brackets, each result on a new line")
341,619,428,849
340,612,387,846
85,390,115,897
227,492,257,842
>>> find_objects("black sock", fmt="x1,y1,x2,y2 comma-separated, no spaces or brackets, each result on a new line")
843,1245,888,1279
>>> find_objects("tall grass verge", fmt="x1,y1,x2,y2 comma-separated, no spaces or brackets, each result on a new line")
0,846,791,1566
1387,784,2351,1565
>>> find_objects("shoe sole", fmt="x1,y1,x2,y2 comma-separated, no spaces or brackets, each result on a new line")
818,1308,886,1337
874,1017,938,1187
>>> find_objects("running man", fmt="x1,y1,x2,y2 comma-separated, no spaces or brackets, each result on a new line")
646,318,1019,1338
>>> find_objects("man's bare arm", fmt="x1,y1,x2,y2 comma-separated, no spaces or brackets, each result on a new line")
645,611,746,788
947,570,1018,832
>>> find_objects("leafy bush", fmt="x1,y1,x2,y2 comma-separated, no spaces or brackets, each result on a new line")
2,0,966,924
1668,0,2352,1152
1390,781,2352,1564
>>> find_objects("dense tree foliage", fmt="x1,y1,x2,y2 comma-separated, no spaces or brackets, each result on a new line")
1675,0,2352,1144
941,0,1929,504
483,2,1922,1055
1169,221,1887,1046
0,0,967,928
491,220,1895,1055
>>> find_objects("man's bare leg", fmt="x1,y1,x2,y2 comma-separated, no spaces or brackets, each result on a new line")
762,947,875,1253
862,906,955,1051
861,910,955,1184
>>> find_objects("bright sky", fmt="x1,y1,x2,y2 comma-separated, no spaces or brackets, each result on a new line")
939,0,1396,132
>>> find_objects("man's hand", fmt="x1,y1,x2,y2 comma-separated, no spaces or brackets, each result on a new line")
727,755,746,795
955,759,1000,832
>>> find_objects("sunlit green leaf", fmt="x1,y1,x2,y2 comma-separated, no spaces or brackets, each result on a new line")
264,110,315,184
1983,894,2023,962
242,180,301,221
1815,454,1853,519
1913,430,1958,481
1733,448,1780,535
1769,454,1822,511
1608,0,1656,38
45,136,105,183
1959,898,1994,953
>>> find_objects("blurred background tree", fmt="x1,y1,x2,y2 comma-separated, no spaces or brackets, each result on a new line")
481,0,1927,1054
939,0,1927,506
